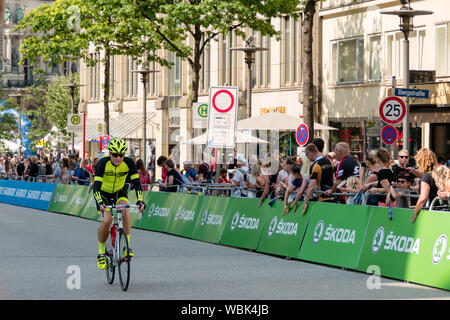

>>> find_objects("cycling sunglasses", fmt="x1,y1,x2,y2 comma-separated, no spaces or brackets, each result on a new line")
111,153,125,158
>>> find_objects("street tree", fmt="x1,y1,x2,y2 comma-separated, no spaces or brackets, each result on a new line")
130,0,302,107
17,0,164,136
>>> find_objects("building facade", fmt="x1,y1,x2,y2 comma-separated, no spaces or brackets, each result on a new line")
320,0,450,160
79,0,449,176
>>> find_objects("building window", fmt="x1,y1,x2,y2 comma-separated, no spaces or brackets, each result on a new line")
200,42,210,92
253,31,271,88
369,35,382,82
219,33,236,86
282,16,301,87
386,29,427,80
89,53,100,101
147,56,158,97
331,37,364,84
436,23,450,76
168,50,181,96
126,57,138,98
109,55,115,99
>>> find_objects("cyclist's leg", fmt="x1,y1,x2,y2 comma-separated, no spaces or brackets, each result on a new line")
117,189,132,255
97,193,114,254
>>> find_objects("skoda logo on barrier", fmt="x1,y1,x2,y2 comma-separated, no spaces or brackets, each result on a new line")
267,216,278,237
313,220,324,244
432,234,447,265
230,212,240,231
148,203,155,218
372,227,385,254
201,210,209,226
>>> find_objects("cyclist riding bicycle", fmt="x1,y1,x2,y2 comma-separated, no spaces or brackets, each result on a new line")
93,138,146,270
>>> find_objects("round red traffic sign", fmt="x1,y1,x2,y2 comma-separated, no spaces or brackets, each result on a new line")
381,125,398,145
212,89,234,113
379,96,406,125
295,124,309,146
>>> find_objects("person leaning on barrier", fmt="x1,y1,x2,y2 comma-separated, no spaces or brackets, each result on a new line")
231,154,249,197
136,158,151,191
324,142,359,199
257,158,274,208
283,163,308,215
69,159,89,186
363,148,395,206
412,148,438,223
183,161,198,183
386,174,413,209
300,143,334,215
159,159,184,192
433,165,450,200
157,155,168,183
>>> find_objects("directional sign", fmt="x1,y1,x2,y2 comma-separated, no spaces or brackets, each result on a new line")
295,124,309,146
381,125,398,145
379,96,406,125
394,88,429,99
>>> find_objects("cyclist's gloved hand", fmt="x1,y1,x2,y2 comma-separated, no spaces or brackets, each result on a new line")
136,201,146,212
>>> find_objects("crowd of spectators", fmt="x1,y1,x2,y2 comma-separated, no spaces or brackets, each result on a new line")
1,139,449,222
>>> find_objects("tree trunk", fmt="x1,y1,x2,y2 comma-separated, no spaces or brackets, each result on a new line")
103,47,111,136
189,25,203,106
302,0,316,143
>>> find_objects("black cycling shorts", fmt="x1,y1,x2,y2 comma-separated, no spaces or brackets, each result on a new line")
96,188,129,212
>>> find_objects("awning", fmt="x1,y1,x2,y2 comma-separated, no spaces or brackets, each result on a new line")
75,112,156,143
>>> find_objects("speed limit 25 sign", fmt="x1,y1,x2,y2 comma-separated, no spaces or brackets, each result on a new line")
379,96,406,125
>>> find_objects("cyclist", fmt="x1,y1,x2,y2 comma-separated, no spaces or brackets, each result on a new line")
93,138,146,270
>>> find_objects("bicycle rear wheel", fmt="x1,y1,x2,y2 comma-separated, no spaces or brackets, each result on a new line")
117,228,131,291
105,233,115,284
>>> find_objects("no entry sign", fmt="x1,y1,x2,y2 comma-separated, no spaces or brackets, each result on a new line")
379,96,406,125
295,124,309,146
207,86,238,148
381,125,398,145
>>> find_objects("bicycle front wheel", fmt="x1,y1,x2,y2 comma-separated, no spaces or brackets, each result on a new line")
117,229,131,291
105,233,115,285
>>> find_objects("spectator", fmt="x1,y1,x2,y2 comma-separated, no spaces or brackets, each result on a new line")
69,159,89,185
246,162,264,199
198,162,213,182
53,160,62,183
159,159,184,192
341,176,361,204
392,149,420,182
218,168,229,184
300,143,334,215
231,154,249,197
0,156,5,175
82,158,94,177
312,137,325,154
325,142,359,199
60,158,70,184
29,156,40,180
433,165,450,199
362,148,394,206
157,155,168,183
326,151,338,174
15,157,26,179
437,155,446,167
274,157,296,200
386,174,413,209
361,149,380,206
283,163,307,215
42,157,53,176
136,158,151,191
183,161,198,183
412,148,438,223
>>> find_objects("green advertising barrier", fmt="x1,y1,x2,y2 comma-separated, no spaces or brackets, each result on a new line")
297,203,372,270
139,191,179,232
48,184,90,216
166,194,205,238
357,207,450,290
219,197,271,250
256,200,312,258
190,196,233,243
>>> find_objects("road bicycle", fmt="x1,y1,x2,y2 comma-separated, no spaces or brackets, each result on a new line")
104,204,136,291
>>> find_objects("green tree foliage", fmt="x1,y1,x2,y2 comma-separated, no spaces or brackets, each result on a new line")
17,0,164,135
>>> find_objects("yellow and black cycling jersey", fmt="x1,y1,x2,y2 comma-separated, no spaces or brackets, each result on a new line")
93,156,143,206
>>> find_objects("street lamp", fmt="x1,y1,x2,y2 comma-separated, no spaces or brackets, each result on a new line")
62,78,85,154
230,36,268,119
131,61,159,167
381,0,433,151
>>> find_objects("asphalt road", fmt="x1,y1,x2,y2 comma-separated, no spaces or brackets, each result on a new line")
0,203,448,301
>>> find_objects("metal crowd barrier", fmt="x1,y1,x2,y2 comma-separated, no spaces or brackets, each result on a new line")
429,196,450,211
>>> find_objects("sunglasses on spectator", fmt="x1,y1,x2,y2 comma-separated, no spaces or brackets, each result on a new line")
397,179,407,184
399,156,409,159
111,153,125,158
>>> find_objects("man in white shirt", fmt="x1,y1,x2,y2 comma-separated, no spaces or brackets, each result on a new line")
232,154,249,197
